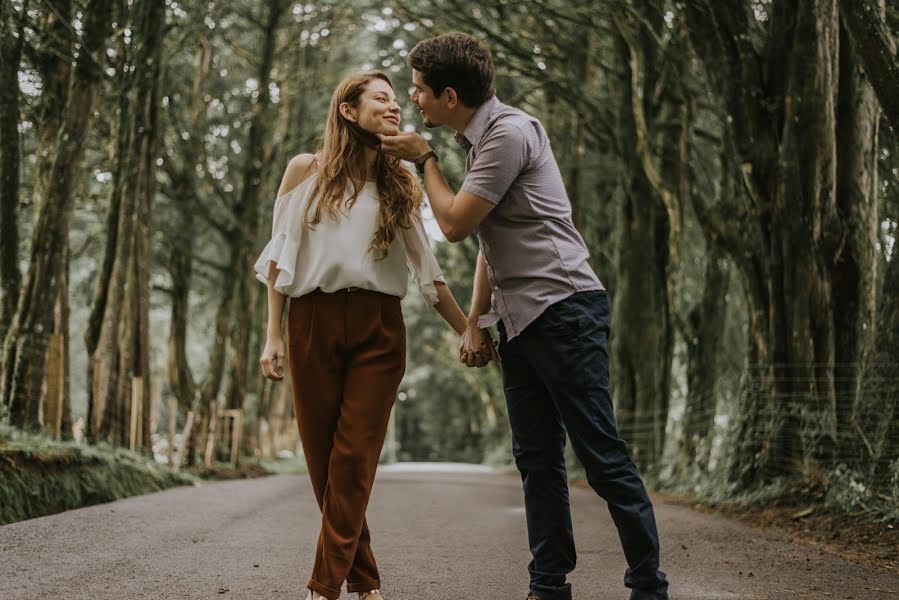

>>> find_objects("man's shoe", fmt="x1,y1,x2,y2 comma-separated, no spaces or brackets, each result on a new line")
526,594,541,600
359,591,384,600
630,591,667,600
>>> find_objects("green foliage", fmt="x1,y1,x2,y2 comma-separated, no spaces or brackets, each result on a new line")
0,426,195,525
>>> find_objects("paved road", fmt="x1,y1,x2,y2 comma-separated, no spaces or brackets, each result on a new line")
1,464,897,599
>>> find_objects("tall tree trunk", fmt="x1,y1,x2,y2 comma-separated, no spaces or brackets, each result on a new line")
164,33,210,426
134,0,165,453
223,0,286,416
861,240,899,486
88,0,165,447
189,262,236,464
31,0,72,198
832,18,881,453
59,242,73,439
611,10,675,471
677,248,730,473
0,0,29,343
684,0,870,488
166,190,197,411
85,18,132,442
0,0,114,427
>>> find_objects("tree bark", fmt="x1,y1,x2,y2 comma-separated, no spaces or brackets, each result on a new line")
85,25,132,442
87,0,165,447
677,248,730,473
610,6,677,471
0,0,29,343
838,0,899,133
685,0,875,487
164,33,211,425
1,0,114,428
32,0,73,204
861,238,899,486
223,0,286,416
832,18,881,453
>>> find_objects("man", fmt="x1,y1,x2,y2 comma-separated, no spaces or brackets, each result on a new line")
378,32,669,600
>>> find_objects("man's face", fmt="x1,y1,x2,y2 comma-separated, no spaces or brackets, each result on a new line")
410,69,448,128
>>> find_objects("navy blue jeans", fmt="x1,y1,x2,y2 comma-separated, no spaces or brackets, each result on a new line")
497,290,668,600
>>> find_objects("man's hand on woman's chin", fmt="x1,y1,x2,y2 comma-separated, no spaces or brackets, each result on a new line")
377,132,432,162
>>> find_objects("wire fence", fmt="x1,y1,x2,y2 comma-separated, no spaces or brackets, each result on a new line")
2,344,897,512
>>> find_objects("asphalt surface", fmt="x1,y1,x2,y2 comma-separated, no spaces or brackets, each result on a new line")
1,463,897,600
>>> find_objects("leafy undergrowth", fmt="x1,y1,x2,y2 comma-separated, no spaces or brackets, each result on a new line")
0,426,196,525
186,460,273,480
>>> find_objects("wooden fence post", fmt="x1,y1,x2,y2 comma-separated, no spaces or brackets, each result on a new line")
43,333,65,439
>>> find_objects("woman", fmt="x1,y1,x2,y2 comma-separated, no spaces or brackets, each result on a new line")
255,71,473,600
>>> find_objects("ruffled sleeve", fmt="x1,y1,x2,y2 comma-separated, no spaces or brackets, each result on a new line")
253,178,312,294
400,205,445,305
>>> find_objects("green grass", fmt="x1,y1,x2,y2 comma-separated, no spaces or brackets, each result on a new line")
0,426,196,525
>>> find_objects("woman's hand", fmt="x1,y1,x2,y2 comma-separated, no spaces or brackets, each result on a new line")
260,335,286,380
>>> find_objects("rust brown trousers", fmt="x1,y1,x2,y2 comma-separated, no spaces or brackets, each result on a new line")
287,288,406,599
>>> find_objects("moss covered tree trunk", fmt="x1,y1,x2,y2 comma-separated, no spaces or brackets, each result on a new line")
0,0,29,343
0,0,114,428
223,0,286,416
833,19,881,453
686,0,882,488
677,248,730,472
86,0,165,447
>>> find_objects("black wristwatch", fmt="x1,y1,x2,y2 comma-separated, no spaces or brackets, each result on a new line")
414,150,438,174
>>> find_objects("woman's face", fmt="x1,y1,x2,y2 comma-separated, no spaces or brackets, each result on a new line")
345,78,401,136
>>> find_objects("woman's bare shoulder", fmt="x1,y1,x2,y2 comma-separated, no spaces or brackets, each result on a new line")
277,153,319,198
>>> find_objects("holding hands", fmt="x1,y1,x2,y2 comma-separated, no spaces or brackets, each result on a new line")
459,323,500,368
378,132,499,370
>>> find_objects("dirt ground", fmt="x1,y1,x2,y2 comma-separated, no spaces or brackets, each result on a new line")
656,492,899,575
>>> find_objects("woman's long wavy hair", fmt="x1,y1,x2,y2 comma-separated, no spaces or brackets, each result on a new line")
305,71,422,258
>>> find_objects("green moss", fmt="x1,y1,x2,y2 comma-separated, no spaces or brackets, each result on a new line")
0,426,196,525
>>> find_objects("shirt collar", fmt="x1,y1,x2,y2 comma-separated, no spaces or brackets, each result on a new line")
453,96,500,151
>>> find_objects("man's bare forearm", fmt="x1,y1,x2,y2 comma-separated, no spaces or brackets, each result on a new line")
420,156,454,212
468,250,492,325
421,157,463,239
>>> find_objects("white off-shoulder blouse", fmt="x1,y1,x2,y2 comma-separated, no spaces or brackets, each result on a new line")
253,173,445,304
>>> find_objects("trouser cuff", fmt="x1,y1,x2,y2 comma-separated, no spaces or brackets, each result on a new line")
346,578,381,593
308,578,342,599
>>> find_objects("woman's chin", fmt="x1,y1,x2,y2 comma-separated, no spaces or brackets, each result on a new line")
378,123,400,136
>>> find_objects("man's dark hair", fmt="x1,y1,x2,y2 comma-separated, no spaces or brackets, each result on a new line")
409,32,495,108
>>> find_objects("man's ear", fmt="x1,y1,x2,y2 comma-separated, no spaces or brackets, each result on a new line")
339,101,356,123
444,87,459,109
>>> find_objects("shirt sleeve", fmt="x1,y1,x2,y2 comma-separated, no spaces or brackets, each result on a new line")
460,120,531,205
253,182,307,293
400,205,445,305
